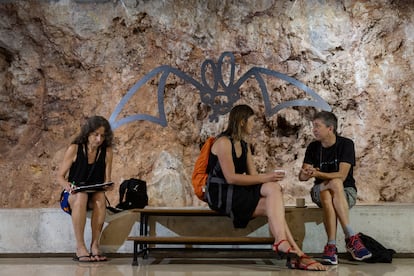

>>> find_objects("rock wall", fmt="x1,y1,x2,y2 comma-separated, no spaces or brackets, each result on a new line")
0,0,413,208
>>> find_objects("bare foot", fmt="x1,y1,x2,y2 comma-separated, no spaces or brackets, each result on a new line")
293,254,327,271
74,247,93,262
90,246,107,261
90,254,107,262
76,248,90,259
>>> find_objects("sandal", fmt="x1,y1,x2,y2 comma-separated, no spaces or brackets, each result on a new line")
272,240,298,260
91,254,108,262
287,254,326,271
90,246,108,262
72,255,95,262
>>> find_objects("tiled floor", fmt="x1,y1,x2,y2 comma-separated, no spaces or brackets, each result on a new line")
0,257,412,276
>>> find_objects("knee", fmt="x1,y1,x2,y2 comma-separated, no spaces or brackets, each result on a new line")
329,179,344,192
69,194,88,209
320,191,333,206
91,193,106,209
262,182,282,195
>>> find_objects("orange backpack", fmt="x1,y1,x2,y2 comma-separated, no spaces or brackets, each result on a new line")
192,137,215,201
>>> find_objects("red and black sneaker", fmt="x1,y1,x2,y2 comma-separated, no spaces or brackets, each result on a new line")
322,244,338,265
346,234,372,261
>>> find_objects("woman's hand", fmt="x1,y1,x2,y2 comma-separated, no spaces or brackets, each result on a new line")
64,182,76,194
263,170,285,183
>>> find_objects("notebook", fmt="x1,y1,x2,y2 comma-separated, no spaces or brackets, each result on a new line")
73,181,114,193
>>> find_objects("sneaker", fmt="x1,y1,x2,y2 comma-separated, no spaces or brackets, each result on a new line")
345,234,372,261
322,244,338,265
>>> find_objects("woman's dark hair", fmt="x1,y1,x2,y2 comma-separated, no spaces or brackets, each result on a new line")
72,116,113,146
313,111,338,135
223,104,254,141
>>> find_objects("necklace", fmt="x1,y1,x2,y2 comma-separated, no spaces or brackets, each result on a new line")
319,143,338,172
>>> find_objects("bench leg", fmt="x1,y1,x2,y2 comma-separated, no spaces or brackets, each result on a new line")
132,241,139,266
143,248,149,259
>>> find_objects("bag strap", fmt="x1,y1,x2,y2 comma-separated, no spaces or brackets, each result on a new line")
118,179,129,204
105,194,111,207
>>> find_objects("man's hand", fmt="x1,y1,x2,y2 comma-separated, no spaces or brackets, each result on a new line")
299,165,320,180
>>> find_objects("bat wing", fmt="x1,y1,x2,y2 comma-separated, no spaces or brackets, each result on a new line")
109,65,203,130
235,67,332,117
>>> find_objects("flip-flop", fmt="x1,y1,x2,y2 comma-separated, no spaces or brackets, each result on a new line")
91,254,108,262
72,255,94,262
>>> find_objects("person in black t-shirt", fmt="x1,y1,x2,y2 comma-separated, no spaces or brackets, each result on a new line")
299,111,371,265
207,105,326,271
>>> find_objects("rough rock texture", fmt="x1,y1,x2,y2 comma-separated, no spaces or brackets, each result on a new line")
0,0,413,208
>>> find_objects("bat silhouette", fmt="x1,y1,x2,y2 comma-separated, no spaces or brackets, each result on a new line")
109,52,331,130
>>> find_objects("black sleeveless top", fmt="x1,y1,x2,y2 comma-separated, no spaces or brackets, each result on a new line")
208,137,248,178
206,136,262,228
68,144,106,186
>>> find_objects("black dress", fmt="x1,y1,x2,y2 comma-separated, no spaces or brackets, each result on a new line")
68,144,106,186
60,144,107,214
205,137,262,228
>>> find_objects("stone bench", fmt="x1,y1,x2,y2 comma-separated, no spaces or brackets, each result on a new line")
0,204,412,258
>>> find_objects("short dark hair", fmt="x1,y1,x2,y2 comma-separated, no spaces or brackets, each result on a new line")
313,111,338,134
73,116,113,146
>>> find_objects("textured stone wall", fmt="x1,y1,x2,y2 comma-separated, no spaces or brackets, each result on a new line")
0,0,413,208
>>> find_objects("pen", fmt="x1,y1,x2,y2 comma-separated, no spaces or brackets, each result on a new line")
70,182,76,193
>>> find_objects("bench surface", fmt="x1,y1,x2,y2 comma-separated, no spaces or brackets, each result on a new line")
130,206,315,215
130,207,224,216
127,236,274,244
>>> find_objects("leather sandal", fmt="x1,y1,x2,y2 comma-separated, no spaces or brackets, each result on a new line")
272,240,298,260
288,254,326,271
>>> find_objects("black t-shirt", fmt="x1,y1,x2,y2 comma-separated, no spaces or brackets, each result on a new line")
303,136,356,190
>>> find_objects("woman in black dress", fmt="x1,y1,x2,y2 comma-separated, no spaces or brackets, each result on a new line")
57,116,114,262
206,105,325,271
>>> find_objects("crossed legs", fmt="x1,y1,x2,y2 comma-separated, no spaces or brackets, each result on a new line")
319,178,351,241
253,182,326,270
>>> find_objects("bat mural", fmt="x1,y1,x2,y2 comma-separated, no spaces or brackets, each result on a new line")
109,52,331,129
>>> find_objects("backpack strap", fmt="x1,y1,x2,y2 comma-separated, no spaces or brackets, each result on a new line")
118,179,129,204
205,135,236,218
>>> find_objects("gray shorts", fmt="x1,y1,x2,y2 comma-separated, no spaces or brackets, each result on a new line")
310,184,357,209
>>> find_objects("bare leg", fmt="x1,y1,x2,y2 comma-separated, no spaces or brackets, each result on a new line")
320,189,338,242
253,182,293,253
252,182,326,271
89,191,107,261
69,192,90,259
323,179,351,234
284,219,326,270
284,223,302,254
